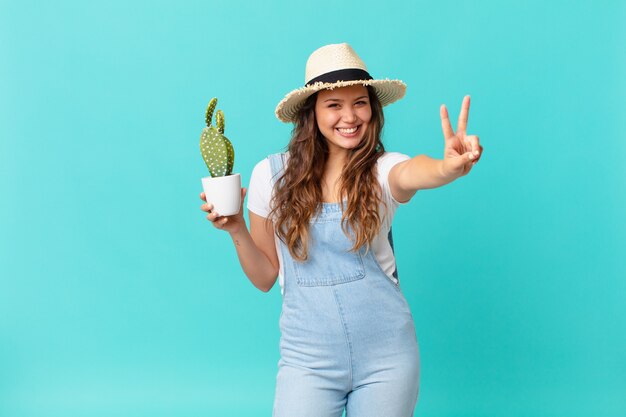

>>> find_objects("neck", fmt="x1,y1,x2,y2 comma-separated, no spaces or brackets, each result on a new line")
325,148,348,173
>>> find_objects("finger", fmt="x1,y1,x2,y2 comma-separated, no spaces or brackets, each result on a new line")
201,203,214,213
200,192,206,201
473,145,483,163
440,105,454,139
466,135,480,156
212,217,224,229
464,152,476,173
206,211,220,222
457,95,470,135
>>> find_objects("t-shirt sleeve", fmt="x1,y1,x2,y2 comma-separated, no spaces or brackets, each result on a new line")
378,151,412,206
246,158,273,218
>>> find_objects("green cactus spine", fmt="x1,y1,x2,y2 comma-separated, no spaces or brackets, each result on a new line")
200,97,234,177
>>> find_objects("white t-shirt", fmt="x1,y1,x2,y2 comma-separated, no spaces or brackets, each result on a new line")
247,152,412,294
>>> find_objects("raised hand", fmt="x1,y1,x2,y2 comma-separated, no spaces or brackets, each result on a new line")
440,95,483,178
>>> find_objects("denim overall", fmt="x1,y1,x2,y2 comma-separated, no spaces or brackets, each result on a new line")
268,153,420,417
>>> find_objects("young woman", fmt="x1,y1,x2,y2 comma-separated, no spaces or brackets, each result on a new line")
200,43,483,417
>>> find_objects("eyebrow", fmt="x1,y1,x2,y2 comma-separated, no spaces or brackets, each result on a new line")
324,95,369,103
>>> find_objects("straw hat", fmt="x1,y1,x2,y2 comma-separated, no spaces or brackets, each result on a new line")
275,43,407,123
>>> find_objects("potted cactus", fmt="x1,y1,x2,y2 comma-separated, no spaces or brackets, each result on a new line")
200,97,241,216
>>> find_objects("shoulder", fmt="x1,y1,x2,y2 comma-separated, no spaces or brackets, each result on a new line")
376,151,411,206
376,151,411,179
247,157,275,218
250,157,272,181
378,151,411,164
252,152,290,176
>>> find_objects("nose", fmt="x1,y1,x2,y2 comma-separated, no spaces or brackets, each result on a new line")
341,106,358,124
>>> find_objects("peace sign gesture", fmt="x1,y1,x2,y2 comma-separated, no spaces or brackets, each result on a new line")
440,96,483,178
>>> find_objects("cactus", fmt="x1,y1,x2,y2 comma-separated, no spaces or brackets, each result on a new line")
200,97,234,177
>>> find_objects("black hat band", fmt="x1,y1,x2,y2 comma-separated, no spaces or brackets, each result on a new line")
305,68,373,87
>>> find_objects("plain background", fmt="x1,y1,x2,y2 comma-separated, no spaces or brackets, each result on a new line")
1,0,624,416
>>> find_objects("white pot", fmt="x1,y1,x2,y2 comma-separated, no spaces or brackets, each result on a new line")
201,173,241,216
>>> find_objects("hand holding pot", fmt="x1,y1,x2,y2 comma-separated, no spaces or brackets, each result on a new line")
201,173,242,216
200,188,247,234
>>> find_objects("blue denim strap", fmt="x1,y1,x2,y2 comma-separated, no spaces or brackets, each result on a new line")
268,153,286,186
387,228,399,280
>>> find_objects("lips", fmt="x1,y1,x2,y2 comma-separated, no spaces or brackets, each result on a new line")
336,125,360,137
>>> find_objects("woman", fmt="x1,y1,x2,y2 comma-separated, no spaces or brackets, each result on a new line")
200,43,483,417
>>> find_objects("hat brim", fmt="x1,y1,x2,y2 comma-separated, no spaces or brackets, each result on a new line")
275,79,406,123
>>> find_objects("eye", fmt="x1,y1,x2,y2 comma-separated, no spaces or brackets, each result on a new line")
355,100,368,106
328,103,339,108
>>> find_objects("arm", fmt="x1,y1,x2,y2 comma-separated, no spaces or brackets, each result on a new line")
388,155,450,202
201,189,279,293
229,211,279,292
389,95,483,202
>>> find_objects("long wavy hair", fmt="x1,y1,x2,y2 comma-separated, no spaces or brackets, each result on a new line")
269,85,387,261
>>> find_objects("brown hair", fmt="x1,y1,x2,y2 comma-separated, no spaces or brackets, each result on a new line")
269,85,386,261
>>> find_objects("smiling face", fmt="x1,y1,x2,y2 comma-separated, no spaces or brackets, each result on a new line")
314,84,372,157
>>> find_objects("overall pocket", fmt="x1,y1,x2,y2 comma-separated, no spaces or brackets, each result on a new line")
294,217,365,286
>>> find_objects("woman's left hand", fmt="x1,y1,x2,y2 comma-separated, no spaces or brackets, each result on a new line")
440,95,483,179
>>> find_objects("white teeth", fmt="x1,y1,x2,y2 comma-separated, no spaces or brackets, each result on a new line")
337,127,358,133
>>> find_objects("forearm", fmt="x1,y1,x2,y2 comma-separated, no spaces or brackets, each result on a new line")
397,154,457,191
229,227,278,292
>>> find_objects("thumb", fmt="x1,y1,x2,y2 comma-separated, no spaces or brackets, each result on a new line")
458,151,475,174
464,150,477,163
453,151,474,170
444,152,470,177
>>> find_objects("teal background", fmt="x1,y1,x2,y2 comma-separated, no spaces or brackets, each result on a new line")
1,0,624,416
